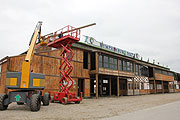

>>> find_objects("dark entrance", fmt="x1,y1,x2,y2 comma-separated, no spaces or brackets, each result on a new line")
99,79,109,96
78,79,84,97
163,81,169,93
119,79,127,96
90,52,96,70
111,78,117,96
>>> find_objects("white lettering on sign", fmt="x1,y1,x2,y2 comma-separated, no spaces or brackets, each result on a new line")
84,35,140,59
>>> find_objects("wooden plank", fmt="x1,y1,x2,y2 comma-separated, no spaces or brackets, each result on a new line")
109,77,111,96
155,73,174,82
84,79,90,97
96,74,98,99
117,77,119,96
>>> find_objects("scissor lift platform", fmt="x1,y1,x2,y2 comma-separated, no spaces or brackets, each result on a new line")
47,25,82,104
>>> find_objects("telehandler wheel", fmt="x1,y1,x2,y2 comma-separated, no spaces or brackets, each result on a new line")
30,94,41,112
0,94,8,111
42,93,50,106
17,102,24,105
62,97,67,105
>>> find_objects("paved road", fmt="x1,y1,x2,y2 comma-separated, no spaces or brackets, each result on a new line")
104,101,180,120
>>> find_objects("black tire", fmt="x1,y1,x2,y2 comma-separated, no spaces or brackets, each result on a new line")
62,97,67,105
75,101,80,104
30,94,41,112
42,93,50,106
0,94,8,111
17,102,24,105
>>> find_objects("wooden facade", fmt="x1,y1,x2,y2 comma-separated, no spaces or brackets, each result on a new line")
0,42,180,98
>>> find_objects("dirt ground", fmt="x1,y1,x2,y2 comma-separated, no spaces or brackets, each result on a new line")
1,93,180,120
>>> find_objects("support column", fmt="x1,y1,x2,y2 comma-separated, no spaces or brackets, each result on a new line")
117,77,120,96
95,52,99,99
96,74,98,99
162,81,164,93
168,82,170,93
173,82,175,93
154,80,157,94
133,78,135,95
109,77,111,96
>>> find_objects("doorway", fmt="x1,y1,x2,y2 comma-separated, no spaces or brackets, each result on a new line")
78,79,84,97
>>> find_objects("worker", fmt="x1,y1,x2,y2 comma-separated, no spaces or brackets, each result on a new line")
58,31,63,38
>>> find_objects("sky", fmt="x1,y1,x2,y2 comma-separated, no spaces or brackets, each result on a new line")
0,0,180,72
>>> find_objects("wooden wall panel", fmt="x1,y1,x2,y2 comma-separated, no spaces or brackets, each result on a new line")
70,61,76,77
76,48,83,62
84,79,90,97
71,47,76,61
69,78,78,96
43,76,60,93
155,73,174,82
31,55,42,73
82,69,89,78
0,72,7,93
42,57,60,75
76,62,82,77
8,56,25,72
48,50,61,58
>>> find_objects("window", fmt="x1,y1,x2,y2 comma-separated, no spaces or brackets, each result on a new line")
123,60,127,71
135,64,139,75
162,71,168,75
137,83,139,89
99,54,103,68
134,83,137,89
141,82,144,90
83,51,88,69
104,56,109,68
169,72,174,76
156,69,160,74
141,66,148,77
130,63,133,72
109,57,114,69
103,80,108,83
113,58,118,70
139,65,143,76
119,59,123,71
127,62,133,72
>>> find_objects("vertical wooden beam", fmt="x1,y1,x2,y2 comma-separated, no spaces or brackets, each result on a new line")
95,52,99,99
154,80,157,94
109,77,112,96
153,68,157,94
162,81,164,93
96,73,98,99
117,77,119,96
95,52,99,73
132,78,135,96
173,82,175,93
133,62,135,96
168,82,170,93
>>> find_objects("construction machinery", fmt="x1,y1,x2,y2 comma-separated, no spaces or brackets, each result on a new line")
40,23,96,104
0,21,50,112
0,22,96,111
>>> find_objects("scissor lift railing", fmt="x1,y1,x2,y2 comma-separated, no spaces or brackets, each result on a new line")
47,25,82,104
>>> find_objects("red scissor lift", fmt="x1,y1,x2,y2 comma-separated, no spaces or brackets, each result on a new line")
47,25,82,104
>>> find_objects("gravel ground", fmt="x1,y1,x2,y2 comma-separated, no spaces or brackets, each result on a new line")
0,93,180,120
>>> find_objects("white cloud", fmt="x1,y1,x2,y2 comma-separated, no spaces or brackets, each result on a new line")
0,0,180,72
